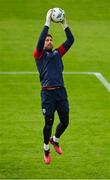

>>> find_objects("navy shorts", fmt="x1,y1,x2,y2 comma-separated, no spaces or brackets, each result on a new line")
41,87,69,116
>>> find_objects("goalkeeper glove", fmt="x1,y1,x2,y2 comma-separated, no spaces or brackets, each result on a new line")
45,9,53,27
61,17,68,30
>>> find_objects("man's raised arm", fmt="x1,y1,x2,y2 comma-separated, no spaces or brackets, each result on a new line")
33,9,52,59
57,17,74,57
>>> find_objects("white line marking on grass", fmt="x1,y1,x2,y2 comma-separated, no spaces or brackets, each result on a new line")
94,73,110,92
63,71,110,92
0,71,110,92
63,71,96,75
0,71,98,75
0,71,37,75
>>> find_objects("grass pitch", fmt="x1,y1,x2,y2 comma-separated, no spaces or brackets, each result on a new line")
0,0,110,179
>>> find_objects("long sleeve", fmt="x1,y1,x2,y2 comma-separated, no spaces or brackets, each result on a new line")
33,26,49,59
57,27,74,57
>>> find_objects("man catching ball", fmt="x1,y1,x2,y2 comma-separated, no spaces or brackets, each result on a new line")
33,9,74,164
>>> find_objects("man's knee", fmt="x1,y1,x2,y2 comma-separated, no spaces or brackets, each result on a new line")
60,111,69,128
64,118,69,128
44,114,54,130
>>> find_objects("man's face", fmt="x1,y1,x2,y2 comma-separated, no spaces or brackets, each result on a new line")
44,36,53,50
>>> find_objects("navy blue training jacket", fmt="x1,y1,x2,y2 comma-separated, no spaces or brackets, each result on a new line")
33,25,74,88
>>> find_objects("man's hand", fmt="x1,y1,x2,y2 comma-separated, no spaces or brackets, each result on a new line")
61,17,68,30
45,9,53,27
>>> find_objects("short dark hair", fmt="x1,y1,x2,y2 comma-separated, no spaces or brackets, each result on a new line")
47,34,53,38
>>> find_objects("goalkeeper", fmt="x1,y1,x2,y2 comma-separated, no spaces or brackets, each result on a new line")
33,9,74,164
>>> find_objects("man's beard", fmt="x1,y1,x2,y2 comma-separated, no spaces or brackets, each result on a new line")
44,45,53,51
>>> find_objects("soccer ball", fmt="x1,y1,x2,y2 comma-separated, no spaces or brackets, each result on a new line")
51,8,65,23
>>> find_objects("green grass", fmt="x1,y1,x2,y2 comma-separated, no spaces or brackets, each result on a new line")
0,0,110,179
